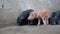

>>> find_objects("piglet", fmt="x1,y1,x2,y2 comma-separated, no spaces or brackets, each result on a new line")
28,9,50,25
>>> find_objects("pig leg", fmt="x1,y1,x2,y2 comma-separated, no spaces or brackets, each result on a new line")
37,19,40,26
46,18,49,25
42,17,47,25
45,16,49,25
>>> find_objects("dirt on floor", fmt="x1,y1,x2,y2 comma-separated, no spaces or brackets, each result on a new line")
0,25,60,34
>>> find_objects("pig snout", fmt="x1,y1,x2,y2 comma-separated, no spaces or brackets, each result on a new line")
28,16,34,20
28,16,32,20
28,17,30,20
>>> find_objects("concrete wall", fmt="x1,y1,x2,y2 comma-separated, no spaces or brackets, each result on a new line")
0,0,18,9
0,0,60,11
0,0,60,28
0,9,22,28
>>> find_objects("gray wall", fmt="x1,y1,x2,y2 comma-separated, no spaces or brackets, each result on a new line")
0,9,22,28
0,0,60,10
0,0,60,28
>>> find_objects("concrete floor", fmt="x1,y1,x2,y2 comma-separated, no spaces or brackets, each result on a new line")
0,25,60,34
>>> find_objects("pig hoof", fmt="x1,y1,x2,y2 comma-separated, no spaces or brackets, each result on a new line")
44,24,47,25
37,24,40,26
